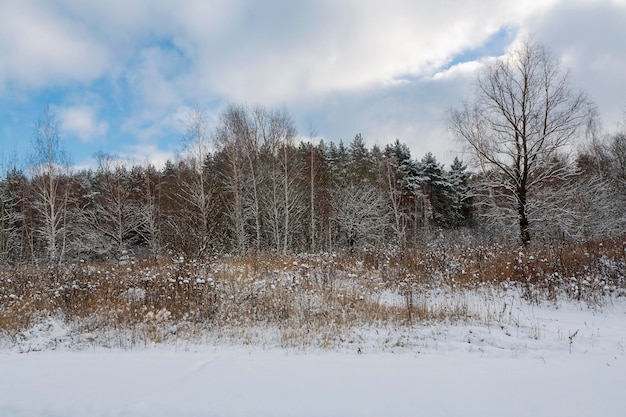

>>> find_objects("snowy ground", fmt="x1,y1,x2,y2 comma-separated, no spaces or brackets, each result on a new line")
1,300,625,417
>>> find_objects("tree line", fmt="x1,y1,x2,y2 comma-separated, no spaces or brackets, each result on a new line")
1,39,625,265
0,103,476,263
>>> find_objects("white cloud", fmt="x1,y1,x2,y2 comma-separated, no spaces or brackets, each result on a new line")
524,0,626,131
2,0,626,167
180,0,561,104
121,144,175,169
0,0,111,88
72,143,174,172
57,106,108,142
432,61,486,81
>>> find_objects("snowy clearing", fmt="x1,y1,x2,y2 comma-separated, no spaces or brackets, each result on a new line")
1,299,625,417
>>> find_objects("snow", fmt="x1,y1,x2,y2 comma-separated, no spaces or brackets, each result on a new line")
1,300,625,417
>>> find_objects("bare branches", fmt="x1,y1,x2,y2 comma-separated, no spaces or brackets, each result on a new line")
448,38,593,244
30,106,71,264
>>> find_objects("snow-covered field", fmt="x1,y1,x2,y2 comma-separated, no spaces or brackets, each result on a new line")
1,299,625,417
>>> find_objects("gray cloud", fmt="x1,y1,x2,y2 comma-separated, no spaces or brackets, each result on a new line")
527,0,626,130
1,0,624,167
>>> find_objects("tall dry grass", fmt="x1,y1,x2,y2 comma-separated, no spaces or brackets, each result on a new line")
1,238,624,349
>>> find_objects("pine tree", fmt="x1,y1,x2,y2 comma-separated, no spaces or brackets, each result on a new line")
448,157,473,228
348,133,376,186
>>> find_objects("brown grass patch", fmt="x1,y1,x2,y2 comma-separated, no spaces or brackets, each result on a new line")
1,238,624,349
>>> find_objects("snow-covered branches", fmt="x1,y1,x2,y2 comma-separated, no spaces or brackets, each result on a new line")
449,38,593,244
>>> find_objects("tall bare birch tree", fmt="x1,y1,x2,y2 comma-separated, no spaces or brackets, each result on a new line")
30,106,70,264
180,105,217,257
448,38,592,244
216,105,250,253
256,107,301,253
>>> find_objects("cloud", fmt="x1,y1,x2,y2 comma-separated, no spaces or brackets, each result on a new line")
2,0,626,170
183,0,550,104
432,61,485,81
525,0,626,131
0,1,548,114
121,143,176,169
8,0,547,105
0,0,111,89
57,105,108,142
291,71,478,165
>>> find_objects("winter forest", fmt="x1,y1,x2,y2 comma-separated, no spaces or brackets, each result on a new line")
3,108,626,264
1,39,626,361
4,0,626,411
1,41,626,265
3,109,482,263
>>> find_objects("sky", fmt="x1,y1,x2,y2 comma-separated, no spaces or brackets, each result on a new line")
1,0,625,171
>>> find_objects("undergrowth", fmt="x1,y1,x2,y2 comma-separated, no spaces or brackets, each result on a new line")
1,239,625,350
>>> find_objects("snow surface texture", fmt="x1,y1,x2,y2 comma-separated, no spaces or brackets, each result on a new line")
1,300,625,417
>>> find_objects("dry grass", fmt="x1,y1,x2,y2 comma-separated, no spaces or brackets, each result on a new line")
1,238,625,350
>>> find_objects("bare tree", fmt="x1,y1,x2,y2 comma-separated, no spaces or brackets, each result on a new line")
449,38,593,244
331,184,386,250
278,112,302,254
308,138,316,252
179,105,217,257
216,105,251,253
301,140,331,252
256,106,302,253
216,104,304,253
30,106,71,264
138,164,162,260
381,143,410,246
245,107,263,251
572,130,626,239
88,154,142,260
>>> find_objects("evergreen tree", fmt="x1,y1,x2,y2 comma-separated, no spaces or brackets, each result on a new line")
348,133,375,185
416,153,455,229
327,140,350,188
448,157,473,228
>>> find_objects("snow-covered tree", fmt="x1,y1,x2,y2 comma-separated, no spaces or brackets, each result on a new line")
0,168,27,262
30,106,71,264
178,106,219,257
85,154,142,260
348,133,376,186
448,157,473,228
331,184,387,250
137,164,162,260
449,38,593,244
